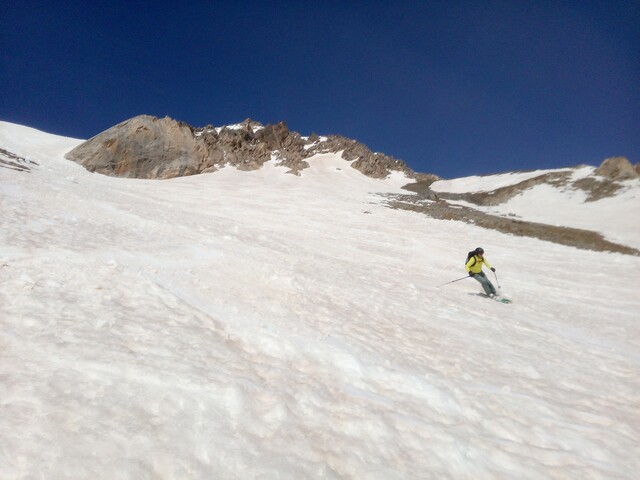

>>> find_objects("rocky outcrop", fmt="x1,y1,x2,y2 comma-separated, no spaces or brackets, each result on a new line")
399,173,442,200
193,120,307,174
66,115,417,180
65,116,206,178
595,157,638,180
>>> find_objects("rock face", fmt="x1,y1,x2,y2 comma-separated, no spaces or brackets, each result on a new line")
65,115,416,180
195,119,310,174
595,157,638,180
65,116,206,178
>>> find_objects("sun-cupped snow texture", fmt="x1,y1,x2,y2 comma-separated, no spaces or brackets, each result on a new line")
1,121,639,479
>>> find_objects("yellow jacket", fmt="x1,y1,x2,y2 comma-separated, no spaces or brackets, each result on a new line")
465,255,492,274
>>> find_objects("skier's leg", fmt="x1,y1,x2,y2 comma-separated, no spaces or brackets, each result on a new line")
474,272,495,296
472,274,489,295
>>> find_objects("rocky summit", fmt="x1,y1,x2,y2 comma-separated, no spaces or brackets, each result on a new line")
65,115,415,180
594,156,639,180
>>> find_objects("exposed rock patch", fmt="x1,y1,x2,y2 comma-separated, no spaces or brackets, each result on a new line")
400,173,442,201
386,194,640,256
442,172,574,206
0,148,38,172
402,160,639,207
573,177,624,202
595,156,638,180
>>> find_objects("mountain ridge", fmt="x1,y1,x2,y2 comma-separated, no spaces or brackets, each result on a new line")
64,115,416,180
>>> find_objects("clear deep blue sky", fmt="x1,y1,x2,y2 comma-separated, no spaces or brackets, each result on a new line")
2,1,638,178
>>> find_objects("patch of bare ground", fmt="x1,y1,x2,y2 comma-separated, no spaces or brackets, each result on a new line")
572,177,623,202
384,194,640,256
430,171,575,206
0,148,38,172
417,168,634,206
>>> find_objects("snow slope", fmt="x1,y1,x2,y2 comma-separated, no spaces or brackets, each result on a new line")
431,169,640,250
1,121,639,479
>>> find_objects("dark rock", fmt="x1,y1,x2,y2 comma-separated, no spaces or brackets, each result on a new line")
401,173,442,200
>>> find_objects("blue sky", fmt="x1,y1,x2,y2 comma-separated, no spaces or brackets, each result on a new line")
2,1,638,178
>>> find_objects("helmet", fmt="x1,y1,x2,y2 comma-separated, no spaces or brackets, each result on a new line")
475,247,484,254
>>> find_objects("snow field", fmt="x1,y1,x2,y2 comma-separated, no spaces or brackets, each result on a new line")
1,122,639,479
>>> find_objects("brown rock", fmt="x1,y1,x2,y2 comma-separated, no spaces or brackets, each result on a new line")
65,115,205,179
594,157,638,180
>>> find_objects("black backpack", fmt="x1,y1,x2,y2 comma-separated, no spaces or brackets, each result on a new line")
465,251,477,267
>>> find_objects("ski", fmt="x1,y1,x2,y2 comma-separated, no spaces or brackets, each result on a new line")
495,297,512,304
476,293,512,303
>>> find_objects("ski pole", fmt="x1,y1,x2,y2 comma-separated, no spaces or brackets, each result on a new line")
492,270,501,288
437,275,471,288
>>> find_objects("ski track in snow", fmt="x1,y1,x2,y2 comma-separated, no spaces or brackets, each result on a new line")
1,122,640,479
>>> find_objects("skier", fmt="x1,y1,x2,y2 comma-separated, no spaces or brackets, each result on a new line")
465,247,498,298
